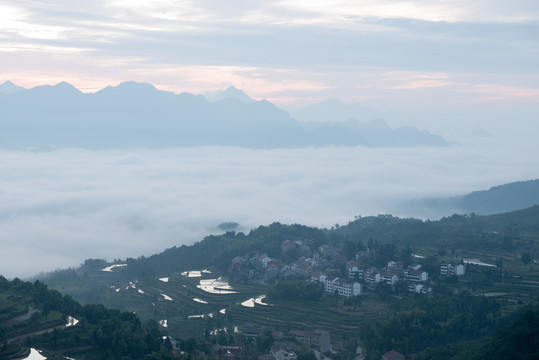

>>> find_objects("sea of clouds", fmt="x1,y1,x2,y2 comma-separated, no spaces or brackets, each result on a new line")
1,137,538,278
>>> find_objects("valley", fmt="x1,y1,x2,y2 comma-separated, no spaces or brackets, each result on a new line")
33,206,539,358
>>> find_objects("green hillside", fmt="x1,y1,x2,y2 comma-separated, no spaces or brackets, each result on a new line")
411,179,539,216
0,277,175,359
35,206,539,358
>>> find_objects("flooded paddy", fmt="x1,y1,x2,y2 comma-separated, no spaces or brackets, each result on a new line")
102,264,127,272
197,278,237,294
161,293,173,301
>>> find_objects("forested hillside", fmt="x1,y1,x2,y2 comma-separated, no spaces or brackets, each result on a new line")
0,277,173,359
34,206,539,358
41,205,539,288
407,179,539,217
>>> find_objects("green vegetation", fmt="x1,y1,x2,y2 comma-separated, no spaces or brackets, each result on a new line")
361,290,501,358
33,205,539,359
0,277,172,359
267,280,323,302
413,306,539,360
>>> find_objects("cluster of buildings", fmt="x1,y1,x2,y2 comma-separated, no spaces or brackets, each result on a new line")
335,259,432,295
230,239,467,298
236,328,331,360
229,241,348,285
310,273,362,297
221,240,472,359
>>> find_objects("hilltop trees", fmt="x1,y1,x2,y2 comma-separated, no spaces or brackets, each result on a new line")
521,251,533,265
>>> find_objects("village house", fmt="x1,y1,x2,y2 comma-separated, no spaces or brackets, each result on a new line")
270,345,297,360
311,274,361,297
409,283,432,294
380,270,399,286
334,278,362,297
404,265,428,282
298,244,312,257
346,261,364,280
311,329,331,353
440,263,466,277
322,275,338,294
319,245,338,259
281,240,296,254
365,267,382,285
291,257,312,278
382,350,405,360
387,261,404,272
288,329,331,353
212,345,242,359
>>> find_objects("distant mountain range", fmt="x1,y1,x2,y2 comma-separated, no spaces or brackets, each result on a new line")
0,80,449,149
404,179,539,218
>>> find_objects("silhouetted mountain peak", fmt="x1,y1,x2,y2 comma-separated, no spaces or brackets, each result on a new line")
25,81,82,98
54,81,81,92
0,80,25,94
95,81,162,96
117,81,158,91
205,86,255,103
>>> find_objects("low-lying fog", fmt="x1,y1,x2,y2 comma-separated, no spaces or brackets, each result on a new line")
1,136,538,279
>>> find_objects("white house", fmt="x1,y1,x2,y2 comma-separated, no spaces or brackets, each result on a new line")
440,263,466,277
404,269,428,282
334,278,362,297
347,261,364,279
365,267,381,284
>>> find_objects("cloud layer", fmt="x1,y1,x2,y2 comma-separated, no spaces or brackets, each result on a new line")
1,138,538,279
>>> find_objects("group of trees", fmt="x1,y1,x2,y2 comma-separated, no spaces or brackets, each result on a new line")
266,279,323,302
412,307,539,360
0,277,177,359
333,207,539,253
360,290,510,359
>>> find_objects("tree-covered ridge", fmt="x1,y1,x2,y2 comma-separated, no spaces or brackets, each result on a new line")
332,205,539,251
43,206,539,287
414,179,539,216
41,206,538,287
0,277,173,359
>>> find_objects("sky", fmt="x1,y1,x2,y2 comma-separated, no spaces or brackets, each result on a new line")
1,0,538,135
0,1,538,278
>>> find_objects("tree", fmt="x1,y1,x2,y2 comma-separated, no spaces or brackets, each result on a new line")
521,252,533,265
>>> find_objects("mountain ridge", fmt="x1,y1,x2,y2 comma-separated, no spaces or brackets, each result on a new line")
403,179,539,218
0,80,449,150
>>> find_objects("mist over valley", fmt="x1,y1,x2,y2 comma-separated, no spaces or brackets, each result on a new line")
0,137,537,279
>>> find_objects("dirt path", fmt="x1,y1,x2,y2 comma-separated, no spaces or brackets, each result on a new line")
7,324,67,344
